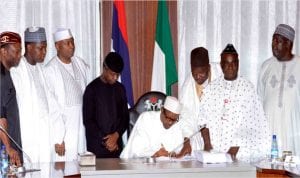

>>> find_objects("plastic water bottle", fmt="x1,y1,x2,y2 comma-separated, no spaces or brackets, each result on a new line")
0,145,9,176
271,134,279,162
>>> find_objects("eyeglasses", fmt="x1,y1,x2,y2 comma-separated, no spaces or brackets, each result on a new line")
163,109,179,123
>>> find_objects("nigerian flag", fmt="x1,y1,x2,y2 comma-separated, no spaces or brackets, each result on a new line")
151,1,178,96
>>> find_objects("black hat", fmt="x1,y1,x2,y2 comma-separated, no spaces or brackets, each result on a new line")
104,52,124,73
191,47,209,67
222,44,237,54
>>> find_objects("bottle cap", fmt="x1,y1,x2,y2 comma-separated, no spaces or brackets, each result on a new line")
272,135,276,139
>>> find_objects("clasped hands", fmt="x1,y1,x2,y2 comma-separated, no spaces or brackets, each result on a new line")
55,141,65,156
102,132,119,152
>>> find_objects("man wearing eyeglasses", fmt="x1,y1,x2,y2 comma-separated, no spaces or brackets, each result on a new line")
120,96,185,158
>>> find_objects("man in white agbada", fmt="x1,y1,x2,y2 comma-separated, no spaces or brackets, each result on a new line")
258,24,300,156
44,28,88,161
10,27,53,163
179,47,221,155
199,44,270,161
120,96,185,158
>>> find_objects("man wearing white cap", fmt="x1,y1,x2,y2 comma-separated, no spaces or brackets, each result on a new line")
258,24,300,156
11,27,53,163
120,96,186,158
44,28,88,161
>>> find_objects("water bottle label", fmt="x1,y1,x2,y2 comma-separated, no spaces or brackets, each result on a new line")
271,150,278,159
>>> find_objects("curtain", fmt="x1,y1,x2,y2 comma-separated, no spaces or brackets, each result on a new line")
0,0,100,82
178,0,300,91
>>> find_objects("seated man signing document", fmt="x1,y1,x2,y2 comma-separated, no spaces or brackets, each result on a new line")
120,96,186,158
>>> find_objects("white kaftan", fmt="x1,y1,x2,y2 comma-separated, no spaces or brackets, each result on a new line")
44,56,88,161
11,57,52,163
200,76,270,161
179,63,222,152
120,111,184,158
258,56,300,156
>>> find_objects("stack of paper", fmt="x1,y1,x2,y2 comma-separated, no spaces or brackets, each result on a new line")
78,152,96,166
194,150,233,163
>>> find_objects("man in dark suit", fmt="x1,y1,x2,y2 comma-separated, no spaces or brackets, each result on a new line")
0,31,22,166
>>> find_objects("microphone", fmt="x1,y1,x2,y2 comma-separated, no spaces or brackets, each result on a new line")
0,125,40,175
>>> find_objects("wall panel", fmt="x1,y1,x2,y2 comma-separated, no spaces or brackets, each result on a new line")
102,1,177,103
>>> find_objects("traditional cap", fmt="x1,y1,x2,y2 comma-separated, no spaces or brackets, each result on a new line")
274,24,295,42
53,28,73,42
104,52,124,73
0,31,21,47
24,27,47,43
222,44,237,54
191,47,209,67
163,96,181,115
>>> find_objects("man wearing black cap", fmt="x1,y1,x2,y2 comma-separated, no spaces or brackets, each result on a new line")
179,47,221,157
198,44,270,162
11,27,52,163
258,24,300,156
83,52,129,158
0,31,22,166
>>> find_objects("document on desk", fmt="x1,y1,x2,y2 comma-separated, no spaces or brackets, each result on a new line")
155,155,196,162
194,150,232,163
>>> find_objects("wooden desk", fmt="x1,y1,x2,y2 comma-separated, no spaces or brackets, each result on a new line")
12,161,81,178
20,159,300,178
256,162,300,178
80,158,256,178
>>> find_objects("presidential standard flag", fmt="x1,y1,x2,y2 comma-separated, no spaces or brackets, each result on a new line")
112,0,134,107
151,1,178,96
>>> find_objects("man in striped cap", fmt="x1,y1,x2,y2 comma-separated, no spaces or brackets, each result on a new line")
10,27,54,163
258,24,300,157
0,31,22,166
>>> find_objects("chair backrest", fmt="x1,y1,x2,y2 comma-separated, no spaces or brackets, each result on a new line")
128,91,166,137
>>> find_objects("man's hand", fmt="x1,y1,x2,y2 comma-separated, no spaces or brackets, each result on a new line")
55,141,65,156
0,118,8,130
0,118,21,166
176,138,192,158
54,161,65,170
6,147,21,167
103,132,119,152
200,127,213,151
152,145,169,157
227,146,239,161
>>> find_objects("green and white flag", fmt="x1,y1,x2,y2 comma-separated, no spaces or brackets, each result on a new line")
151,1,178,96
